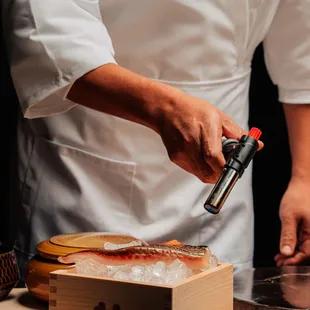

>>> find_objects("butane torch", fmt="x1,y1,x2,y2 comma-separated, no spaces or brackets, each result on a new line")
204,127,262,215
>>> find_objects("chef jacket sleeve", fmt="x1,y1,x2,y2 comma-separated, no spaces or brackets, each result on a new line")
2,0,117,118
263,0,310,104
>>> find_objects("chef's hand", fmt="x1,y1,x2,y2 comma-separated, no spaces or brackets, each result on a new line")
68,63,263,184
274,177,310,266
158,92,262,183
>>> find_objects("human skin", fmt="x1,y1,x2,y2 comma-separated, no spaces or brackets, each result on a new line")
275,104,310,266
68,63,262,184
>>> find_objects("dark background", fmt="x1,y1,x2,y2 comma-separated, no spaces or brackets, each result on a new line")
0,24,291,267
248,45,291,267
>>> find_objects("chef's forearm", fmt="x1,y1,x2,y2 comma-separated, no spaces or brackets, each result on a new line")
67,63,182,134
283,103,310,180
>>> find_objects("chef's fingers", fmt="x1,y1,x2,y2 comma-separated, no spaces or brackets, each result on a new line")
221,113,264,150
171,151,217,184
170,153,195,175
257,140,264,150
274,252,291,266
276,257,285,267
299,239,310,262
275,238,310,265
274,253,291,262
221,113,246,140
193,152,219,184
274,253,283,261
281,252,308,266
200,116,226,178
280,212,299,257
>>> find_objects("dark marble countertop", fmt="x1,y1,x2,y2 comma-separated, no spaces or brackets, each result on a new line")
233,266,310,310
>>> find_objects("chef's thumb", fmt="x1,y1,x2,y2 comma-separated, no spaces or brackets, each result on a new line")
222,119,264,150
221,115,246,140
280,214,298,256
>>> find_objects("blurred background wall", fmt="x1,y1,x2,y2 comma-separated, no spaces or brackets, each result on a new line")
1,15,291,266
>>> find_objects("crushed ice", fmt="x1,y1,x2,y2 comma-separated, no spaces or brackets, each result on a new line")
75,255,218,285
76,258,190,284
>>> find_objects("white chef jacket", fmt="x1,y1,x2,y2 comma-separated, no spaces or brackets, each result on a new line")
2,0,310,278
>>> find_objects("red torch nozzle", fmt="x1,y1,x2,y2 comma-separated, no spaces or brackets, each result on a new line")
248,127,262,141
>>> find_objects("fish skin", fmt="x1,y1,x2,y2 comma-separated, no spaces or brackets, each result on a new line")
58,245,211,269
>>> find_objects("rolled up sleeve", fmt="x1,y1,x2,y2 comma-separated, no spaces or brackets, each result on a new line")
263,0,310,104
2,0,117,118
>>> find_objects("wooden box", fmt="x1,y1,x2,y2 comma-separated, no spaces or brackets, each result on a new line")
48,263,233,310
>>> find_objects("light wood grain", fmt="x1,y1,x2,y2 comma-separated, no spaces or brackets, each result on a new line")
49,263,233,310
173,264,233,310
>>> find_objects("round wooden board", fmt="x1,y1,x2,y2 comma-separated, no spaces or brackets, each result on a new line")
36,232,145,260
36,240,86,260
50,232,142,248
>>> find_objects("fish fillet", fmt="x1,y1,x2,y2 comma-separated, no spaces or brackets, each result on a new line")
162,240,183,246
58,245,212,269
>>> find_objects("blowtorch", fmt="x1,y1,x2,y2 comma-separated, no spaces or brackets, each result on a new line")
204,127,262,215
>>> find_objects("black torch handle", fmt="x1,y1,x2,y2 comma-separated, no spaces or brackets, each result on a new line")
204,132,260,215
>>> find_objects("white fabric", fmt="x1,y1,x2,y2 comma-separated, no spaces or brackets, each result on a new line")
2,0,310,278
2,0,117,118
264,0,310,104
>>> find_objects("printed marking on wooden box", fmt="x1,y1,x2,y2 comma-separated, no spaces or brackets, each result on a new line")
50,300,57,307
50,286,57,293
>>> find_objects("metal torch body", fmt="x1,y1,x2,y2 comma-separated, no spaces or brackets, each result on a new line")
204,128,262,215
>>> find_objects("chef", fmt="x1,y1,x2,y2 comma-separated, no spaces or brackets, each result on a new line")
2,0,310,280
